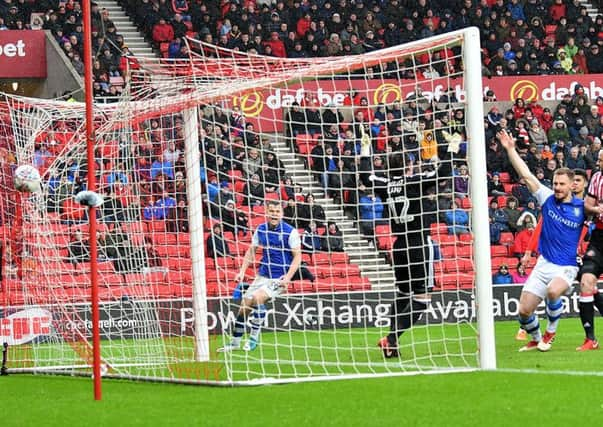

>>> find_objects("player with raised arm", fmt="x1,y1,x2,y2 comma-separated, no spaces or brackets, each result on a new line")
218,200,302,352
576,151,603,351
498,129,585,352
516,167,590,341
378,152,440,358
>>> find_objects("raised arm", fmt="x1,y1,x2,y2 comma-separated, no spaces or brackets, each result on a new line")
496,130,540,194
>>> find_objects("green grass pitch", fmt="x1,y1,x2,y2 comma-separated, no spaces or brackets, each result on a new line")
2,320,603,426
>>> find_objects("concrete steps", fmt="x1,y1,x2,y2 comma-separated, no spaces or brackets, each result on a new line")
269,136,395,290
94,0,156,58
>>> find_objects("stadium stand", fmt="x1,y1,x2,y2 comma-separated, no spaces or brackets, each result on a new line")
1,0,603,302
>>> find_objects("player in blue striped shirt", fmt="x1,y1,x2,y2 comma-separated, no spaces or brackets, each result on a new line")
498,130,585,352
218,200,302,352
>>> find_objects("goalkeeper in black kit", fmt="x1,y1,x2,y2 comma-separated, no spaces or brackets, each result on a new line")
378,153,442,358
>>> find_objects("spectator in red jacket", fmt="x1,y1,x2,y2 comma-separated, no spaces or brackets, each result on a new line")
512,217,536,257
296,12,312,38
152,17,174,45
549,0,566,23
263,31,287,58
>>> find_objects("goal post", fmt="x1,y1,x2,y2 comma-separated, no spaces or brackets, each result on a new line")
181,106,210,362
462,28,496,370
0,27,495,384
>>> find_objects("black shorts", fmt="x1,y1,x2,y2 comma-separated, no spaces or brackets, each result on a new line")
580,229,603,278
392,232,434,295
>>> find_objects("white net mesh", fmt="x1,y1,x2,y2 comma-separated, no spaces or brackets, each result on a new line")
0,29,489,384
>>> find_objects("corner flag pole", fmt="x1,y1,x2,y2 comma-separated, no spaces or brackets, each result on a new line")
82,0,102,400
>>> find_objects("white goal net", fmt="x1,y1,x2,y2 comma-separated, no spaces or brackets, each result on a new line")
0,27,493,384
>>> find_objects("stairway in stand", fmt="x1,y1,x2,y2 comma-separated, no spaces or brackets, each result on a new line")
93,0,155,58
269,138,396,291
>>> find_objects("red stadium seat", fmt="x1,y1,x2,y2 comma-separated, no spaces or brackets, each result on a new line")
442,259,462,273
490,257,509,271
164,257,193,271
146,220,166,233
499,232,515,246
456,245,473,258
346,264,362,278
99,273,123,287
250,215,265,229
354,277,372,291
251,205,265,215
458,233,473,244
314,279,352,292
230,242,251,257
503,183,514,194
153,233,178,246
58,274,90,288
329,252,349,264
214,256,237,270
458,258,474,273
120,221,145,235
440,246,457,259
167,270,193,286
460,197,472,210
124,271,166,287
433,233,457,246
313,252,332,265
497,196,507,208
289,281,314,294
296,134,314,154
437,272,474,290
375,224,391,236
377,235,394,250
156,244,190,258
430,222,449,236
264,192,280,201
490,245,508,257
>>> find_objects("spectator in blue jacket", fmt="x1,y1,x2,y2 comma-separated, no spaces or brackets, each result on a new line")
143,192,177,220
445,201,470,235
150,153,175,180
359,190,385,237
492,264,514,285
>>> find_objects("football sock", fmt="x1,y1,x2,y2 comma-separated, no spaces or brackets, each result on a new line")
518,314,541,342
545,298,563,334
579,293,596,340
231,314,246,346
387,297,429,345
387,295,410,346
249,304,267,341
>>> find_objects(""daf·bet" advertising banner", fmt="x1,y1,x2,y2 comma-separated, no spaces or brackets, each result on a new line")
229,74,603,132
0,31,47,78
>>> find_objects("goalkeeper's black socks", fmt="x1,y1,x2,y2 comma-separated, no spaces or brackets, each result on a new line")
579,294,596,341
388,298,429,346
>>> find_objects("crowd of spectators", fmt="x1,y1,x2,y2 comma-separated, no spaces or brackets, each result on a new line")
3,0,603,281
0,1,136,99
0,0,601,103
113,0,603,76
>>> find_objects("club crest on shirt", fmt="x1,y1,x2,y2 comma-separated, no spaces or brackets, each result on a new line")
574,208,581,217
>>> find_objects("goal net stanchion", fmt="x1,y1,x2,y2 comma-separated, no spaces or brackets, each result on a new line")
0,27,494,384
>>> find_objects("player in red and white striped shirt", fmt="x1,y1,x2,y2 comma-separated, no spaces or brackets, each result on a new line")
577,151,603,351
